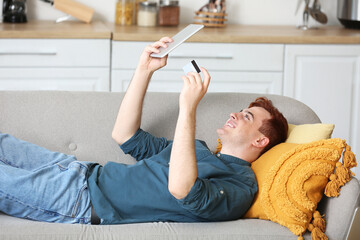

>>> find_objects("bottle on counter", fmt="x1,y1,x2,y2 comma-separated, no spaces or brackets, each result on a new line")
137,1,157,27
158,0,180,26
115,0,135,25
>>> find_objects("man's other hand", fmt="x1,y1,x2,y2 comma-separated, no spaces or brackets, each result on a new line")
179,67,211,112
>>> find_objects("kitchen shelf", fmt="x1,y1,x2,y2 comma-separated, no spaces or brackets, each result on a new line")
0,20,111,39
109,24,360,44
1,21,360,44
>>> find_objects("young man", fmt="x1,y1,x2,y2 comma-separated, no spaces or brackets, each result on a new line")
0,37,288,225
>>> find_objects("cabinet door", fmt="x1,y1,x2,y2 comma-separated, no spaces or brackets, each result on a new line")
112,41,284,72
0,68,110,91
112,70,282,94
284,45,360,177
0,39,110,67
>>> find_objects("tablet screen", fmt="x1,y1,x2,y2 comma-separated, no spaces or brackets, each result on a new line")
150,24,204,58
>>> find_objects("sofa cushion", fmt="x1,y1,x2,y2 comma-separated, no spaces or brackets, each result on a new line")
286,123,334,144
244,138,357,239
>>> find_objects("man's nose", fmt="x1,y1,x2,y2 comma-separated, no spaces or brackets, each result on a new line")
230,112,238,119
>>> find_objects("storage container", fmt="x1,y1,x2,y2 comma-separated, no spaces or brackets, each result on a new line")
158,0,179,26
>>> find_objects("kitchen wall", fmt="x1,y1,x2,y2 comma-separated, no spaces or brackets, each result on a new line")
26,0,340,27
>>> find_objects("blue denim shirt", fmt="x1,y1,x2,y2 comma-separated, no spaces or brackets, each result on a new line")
87,129,258,224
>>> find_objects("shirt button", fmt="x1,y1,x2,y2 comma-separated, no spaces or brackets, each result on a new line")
217,153,220,157
220,190,224,194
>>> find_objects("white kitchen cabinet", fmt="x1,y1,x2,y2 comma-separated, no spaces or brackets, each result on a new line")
0,68,109,91
111,41,284,94
284,44,360,176
0,39,111,91
112,70,282,94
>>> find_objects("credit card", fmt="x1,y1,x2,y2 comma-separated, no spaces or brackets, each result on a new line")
183,60,201,74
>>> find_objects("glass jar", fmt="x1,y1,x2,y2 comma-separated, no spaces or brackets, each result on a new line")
158,0,180,26
115,0,135,25
137,1,157,27
134,0,146,25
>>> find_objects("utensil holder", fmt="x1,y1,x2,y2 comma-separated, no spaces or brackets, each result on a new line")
193,11,227,27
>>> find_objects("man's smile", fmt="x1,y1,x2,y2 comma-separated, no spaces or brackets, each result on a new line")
225,120,236,128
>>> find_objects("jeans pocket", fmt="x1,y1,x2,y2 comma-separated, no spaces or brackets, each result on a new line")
71,184,88,218
56,163,68,171
56,158,74,171
56,160,88,174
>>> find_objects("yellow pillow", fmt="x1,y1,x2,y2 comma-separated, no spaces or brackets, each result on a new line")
286,123,335,144
244,138,357,239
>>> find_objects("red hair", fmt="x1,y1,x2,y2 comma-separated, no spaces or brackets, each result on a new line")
248,97,288,154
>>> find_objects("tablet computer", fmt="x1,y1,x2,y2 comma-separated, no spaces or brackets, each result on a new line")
150,24,204,58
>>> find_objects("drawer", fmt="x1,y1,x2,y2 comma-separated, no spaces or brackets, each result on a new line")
112,41,284,71
0,67,110,91
112,69,282,94
0,39,110,67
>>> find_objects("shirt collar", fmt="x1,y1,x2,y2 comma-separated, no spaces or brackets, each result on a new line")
215,152,251,166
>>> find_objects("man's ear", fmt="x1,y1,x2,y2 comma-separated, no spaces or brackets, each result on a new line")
252,136,270,149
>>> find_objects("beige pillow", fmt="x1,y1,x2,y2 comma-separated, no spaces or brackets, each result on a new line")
286,123,335,144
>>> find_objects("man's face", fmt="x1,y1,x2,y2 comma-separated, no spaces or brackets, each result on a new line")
217,106,271,147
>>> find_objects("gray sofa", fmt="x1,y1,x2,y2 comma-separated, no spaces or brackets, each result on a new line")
0,91,359,240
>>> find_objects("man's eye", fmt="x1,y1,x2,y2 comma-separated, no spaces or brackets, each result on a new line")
239,109,243,113
245,114,250,120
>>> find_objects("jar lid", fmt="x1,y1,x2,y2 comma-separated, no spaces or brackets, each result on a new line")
159,0,179,6
140,1,157,7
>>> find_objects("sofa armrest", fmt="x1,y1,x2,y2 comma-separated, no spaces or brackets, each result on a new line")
347,207,360,240
317,178,360,240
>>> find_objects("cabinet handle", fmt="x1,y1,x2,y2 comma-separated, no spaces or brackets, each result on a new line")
0,51,57,56
169,55,233,59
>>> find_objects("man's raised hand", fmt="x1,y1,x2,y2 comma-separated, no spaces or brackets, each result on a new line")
137,37,173,73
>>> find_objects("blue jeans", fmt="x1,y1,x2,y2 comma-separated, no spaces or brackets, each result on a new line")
0,133,92,224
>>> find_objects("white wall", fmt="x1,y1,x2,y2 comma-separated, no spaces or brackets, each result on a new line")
26,0,340,27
